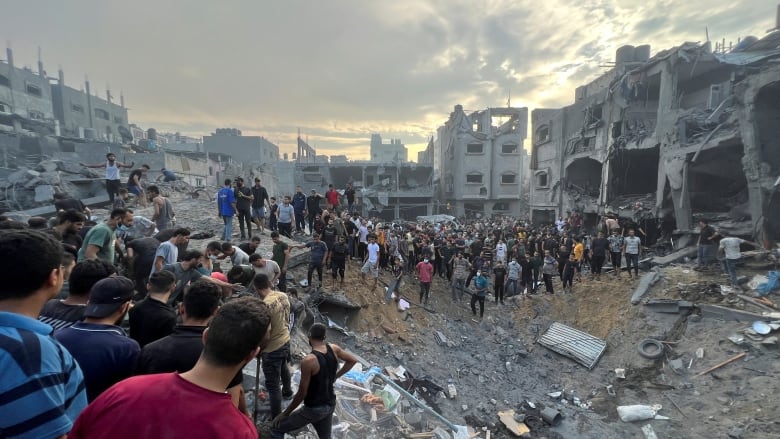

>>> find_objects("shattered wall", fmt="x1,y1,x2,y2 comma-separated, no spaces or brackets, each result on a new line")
529,35,780,243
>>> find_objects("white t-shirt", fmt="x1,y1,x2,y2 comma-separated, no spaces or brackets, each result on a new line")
253,259,281,284
367,242,380,263
719,237,745,260
624,236,641,254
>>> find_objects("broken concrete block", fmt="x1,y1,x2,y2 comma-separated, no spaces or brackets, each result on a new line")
497,409,530,437
39,172,61,185
404,412,422,429
34,185,54,202
631,270,662,305
36,160,59,173
6,168,30,185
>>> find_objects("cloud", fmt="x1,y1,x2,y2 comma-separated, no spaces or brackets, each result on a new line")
1,0,776,159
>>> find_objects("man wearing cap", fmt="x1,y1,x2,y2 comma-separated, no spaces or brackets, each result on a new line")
0,230,88,438
129,270,177,347
251,177,270,234
77,207,132,263
55,276,140,402
69,297,270,439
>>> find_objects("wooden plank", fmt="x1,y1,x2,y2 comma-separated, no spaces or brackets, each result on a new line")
497,409,530,437
694,352,746,377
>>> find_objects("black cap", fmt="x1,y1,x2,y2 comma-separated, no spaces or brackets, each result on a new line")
83,276,134,318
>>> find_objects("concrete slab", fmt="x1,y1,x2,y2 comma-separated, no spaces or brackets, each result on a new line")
630,270,662,305
651,247,697,266
34,185,54,202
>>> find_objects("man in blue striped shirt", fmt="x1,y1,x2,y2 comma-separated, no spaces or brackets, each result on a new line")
0,230,88,438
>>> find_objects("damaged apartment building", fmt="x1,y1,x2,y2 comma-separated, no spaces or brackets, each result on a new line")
434,105,529,218
279,135,435,221
530,25,780,246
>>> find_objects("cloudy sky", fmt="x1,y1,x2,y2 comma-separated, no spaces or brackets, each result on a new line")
2,1,776,159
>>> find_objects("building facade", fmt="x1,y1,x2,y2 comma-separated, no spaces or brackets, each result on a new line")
0,48,54,121
50,70,129,141
370,134,408,162
203,128,280,165
435,105,528,218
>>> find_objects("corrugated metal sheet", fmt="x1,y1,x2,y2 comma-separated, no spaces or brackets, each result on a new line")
537,322,607,370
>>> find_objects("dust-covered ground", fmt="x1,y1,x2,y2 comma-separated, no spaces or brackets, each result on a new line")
133,190,779,439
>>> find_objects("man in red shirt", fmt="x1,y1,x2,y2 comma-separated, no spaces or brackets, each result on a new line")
415,257,434,305
69,297,271,439
325,184,340,211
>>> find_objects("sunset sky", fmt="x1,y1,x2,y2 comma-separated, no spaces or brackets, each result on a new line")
2,0,776,160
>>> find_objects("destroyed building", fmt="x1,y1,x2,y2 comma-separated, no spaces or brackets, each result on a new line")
203,128,280,164
278,136,435,220
434,105,529,218
529,32,780,246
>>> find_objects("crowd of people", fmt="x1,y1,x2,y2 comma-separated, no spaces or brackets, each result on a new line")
0,161,764,438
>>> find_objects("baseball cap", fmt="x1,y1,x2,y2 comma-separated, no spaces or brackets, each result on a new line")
84,276,134,318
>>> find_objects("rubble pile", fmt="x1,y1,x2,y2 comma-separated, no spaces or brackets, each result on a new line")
0,160,103,211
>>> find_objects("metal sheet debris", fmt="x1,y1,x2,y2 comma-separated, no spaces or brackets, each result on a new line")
536,322,607,369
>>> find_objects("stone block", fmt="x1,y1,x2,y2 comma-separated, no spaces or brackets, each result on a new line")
34,185,55,202
36,160,59,173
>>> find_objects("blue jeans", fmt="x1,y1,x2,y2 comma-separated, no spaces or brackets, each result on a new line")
294,210,306,232
221,215,233,240
506,278,519,296
262,342,292,418
451,278,466,300
271,403,334,439
698,244,715,266
723,258,738,285
625,253,639,275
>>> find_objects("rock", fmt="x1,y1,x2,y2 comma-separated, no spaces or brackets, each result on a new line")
490,398,498,405
716,396,729,405
36,160,59,173
39,172,61,185
34,185,54,202
7,168,30,185
462,404,469,411
405,412,422,429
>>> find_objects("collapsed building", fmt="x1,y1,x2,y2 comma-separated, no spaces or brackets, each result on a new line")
434,105,529,218
530,31,780,246
277,136,435,221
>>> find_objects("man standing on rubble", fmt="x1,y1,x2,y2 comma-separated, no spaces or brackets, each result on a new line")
217,179,237,241
607,229,624,278
292,186,308,234
271,322,358,439
696,219,719,268
81,152,134,204
416,256,434,305
589,231,609,280
255,273,294,419
622,229,642,279
251,177,270,234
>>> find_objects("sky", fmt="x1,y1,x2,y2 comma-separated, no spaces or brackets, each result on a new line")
1,1,777,160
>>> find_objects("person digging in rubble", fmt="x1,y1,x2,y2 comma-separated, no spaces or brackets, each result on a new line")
77,208,132,264
271,322,358,439
471,270,488,319
126,164,150,208
717,233,761,286
81,153,134,204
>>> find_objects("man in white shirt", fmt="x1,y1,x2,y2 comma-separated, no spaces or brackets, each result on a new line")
361,234,380,292
220,242,250,266
622,229,642,279
718,235,760,285
250,253,281,288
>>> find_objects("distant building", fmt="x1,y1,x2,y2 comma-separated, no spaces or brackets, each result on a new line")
435,105,529,218
50,68,129,142
203,128,279,165
0,48,54,121
370,134,407,162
